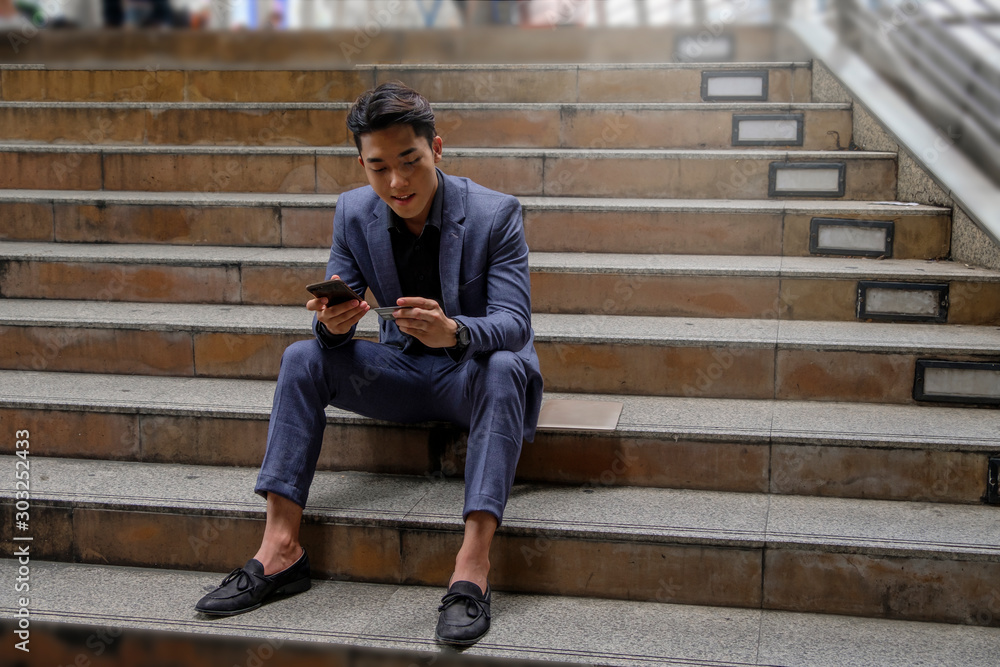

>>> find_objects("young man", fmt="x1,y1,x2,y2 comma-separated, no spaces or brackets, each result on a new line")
196,82,543,646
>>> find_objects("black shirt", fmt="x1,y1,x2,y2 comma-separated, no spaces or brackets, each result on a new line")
387,171,446,355
317,171,453,355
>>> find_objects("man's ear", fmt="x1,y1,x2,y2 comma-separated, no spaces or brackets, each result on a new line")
357,155,365,168
432,136,443,162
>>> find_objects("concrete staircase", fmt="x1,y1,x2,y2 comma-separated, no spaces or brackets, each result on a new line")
1,62,999,665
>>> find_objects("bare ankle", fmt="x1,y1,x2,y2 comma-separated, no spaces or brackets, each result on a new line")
450,553,490,592
254,539,302,576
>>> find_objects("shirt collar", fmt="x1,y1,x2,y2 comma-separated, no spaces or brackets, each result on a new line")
387,169,444,234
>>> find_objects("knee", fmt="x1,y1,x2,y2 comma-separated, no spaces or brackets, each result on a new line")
278,340,325,380
475,351,527,393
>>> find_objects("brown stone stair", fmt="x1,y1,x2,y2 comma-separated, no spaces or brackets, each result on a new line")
0,101,853,150
2,455,999,628
1,241,997,322
0,300,997,404
0,191,953,259
0,143,898,199
0,57,998,663
0,63,812,104
1,370,996,505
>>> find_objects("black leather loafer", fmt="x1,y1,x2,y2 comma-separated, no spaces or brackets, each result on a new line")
435,580,491,646
195,549,311,616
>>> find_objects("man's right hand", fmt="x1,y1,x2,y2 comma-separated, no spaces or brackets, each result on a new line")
307,275,369,335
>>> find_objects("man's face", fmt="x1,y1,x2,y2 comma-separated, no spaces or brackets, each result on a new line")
358,124,443,228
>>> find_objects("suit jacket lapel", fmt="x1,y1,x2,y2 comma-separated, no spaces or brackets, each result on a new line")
367,199,403,306
439,173,466,316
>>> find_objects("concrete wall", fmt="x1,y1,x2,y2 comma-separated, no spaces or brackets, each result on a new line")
813,60,1000,271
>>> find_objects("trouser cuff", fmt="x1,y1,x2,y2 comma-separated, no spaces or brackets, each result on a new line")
254,474,308,509
463,494,506,527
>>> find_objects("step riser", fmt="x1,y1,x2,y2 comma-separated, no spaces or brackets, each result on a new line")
4,505,765,610
0,106,348,146
6,504,996,627
0,202,952,259
1,67,811,104
0,69,366,103
763,550,1000,627
0,151,897,200
5,261,993,323
534,276,999,323
1,407,992,504
0,621,371,667
1,326,992,405
0,202,323,247
0,106,852,150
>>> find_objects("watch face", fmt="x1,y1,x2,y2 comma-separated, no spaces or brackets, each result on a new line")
458,325,470,345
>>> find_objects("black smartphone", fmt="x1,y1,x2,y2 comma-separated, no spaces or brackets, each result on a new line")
306,279,362,305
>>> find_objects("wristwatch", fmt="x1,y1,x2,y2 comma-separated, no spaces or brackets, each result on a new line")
453,320,471,352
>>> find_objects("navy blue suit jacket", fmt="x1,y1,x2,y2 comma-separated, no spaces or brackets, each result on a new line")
315,170,543,442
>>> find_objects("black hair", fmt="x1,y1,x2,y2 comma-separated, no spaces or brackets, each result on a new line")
346,82,437,153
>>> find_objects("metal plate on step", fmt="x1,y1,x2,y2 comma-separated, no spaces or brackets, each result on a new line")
537,399,624,431
769,162,846,197
810,218,894,257
732,114,804,146
701,70,768,101
914,360,1000,405
857,281,949,323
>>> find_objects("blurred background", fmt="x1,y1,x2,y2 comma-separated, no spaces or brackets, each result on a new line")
0,1,996,179
0,0,809,30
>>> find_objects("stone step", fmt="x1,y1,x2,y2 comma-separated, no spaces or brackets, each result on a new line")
6,22,805,66
0,101,853,150
2,560,997,666
2,457,998,626
1,242,995,322
2,370,996,504
0,63,813,104
0,190,951,259
1,301,997,404
0,144,898,200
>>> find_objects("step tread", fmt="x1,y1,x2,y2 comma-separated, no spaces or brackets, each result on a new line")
376,62,816,70
0,61,815,71
2,299,997,353
0,100,852,111
2,560,997,667
0,142,898,159
0,188,952,214
4,456,999,557
2,370,998,450
2,241,993,281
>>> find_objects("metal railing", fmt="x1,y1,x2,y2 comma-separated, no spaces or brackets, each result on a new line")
823,0,1000,182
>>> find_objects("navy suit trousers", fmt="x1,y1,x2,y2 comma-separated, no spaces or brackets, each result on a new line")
255,338,528,523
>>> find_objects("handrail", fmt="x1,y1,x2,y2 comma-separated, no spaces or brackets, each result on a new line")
823,0,1000,183
788,10,1000,247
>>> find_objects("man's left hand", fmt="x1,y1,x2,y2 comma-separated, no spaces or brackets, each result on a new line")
392,297,458,349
